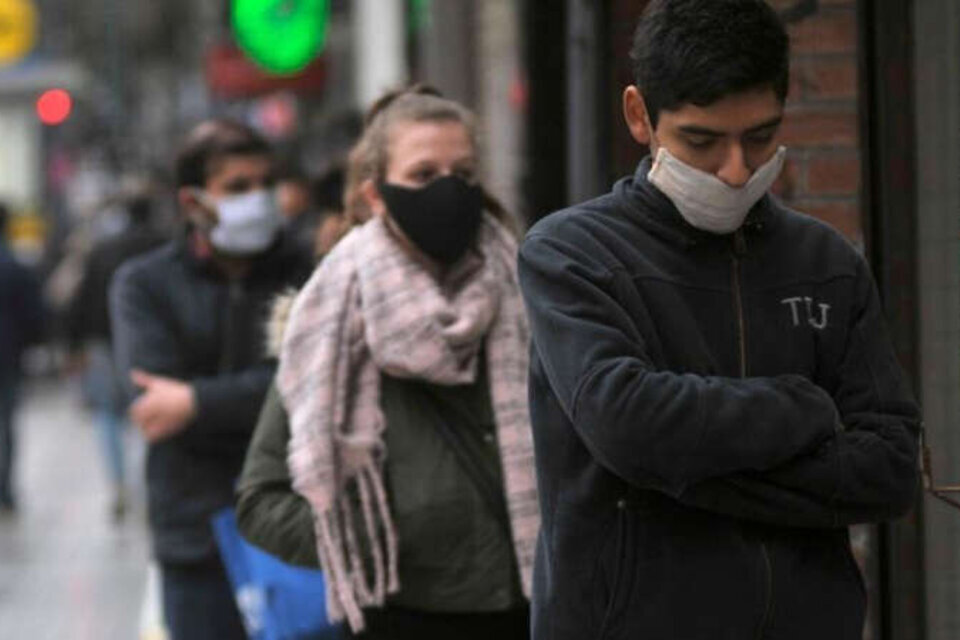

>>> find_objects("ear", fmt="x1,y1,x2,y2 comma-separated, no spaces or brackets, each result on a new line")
623,86,653,146
360,178,388,219
178,186,203,214
177,186,216,227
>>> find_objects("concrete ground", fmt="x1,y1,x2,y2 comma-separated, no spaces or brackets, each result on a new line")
0,377,153,640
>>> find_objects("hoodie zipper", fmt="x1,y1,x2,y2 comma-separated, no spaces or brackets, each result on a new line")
757,544,773,639
218,278,244,373
731,231,773,639
731,231,748,378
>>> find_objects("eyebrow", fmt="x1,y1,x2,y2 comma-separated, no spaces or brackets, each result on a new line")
677,116,783,137
405,156,476,171
224,178,251,189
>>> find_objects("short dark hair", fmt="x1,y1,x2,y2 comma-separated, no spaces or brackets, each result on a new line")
175,119,271,189
630,0,790,127
0,202,8,233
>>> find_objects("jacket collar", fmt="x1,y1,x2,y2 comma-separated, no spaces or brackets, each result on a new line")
614,156,780,248
175,227,302,282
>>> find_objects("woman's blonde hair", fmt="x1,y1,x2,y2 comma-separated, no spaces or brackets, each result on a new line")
342,136,374,226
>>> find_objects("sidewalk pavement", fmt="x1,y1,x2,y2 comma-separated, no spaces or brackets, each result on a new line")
0,377,151,640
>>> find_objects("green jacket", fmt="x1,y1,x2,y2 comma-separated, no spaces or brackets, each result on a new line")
236,365,524,612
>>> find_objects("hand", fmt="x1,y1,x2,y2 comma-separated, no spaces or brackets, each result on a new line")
129,369,197,443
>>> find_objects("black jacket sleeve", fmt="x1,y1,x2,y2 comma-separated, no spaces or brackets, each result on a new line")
236,383,319,568
110,261,186,397
678,258,920,526
192,366,276,435
518,232,839,496
110,261,275,438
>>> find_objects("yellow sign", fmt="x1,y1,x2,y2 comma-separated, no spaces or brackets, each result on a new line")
0,0,36,66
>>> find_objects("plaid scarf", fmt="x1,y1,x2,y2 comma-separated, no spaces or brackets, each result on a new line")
277,215,539,632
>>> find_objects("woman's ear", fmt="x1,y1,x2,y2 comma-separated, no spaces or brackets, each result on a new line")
623,86,653,146
360,178,388,219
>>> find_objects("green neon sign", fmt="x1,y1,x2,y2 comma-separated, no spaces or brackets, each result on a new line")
232,0,330,75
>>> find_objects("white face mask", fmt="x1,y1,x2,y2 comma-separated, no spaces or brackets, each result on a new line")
647,146,787,234
199,189,281,255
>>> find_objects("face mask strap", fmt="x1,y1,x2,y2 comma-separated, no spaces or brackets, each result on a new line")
185,188,218,231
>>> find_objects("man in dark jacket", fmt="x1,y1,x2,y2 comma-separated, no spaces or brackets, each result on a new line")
66,194,166,519
0,203,44,512
110,120,311,640
517,2,920,639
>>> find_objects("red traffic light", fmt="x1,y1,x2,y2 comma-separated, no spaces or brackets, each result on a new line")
36,89,72,126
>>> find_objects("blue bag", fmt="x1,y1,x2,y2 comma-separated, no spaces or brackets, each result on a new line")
211,508,343,640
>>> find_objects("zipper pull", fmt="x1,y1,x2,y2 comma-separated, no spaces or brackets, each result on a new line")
733,230,747,256
228,278,243,302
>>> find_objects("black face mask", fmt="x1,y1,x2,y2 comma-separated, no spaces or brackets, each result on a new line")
378,175,484,265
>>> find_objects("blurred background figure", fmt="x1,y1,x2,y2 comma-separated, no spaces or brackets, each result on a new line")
275,163,319,258
0,202,45,513
309,159,349,259
276,158,355,262
64,189,167,521
275,166,313,225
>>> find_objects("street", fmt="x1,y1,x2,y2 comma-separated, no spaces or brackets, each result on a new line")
0,377,151,639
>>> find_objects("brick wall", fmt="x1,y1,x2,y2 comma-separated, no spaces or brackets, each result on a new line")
606,0,864,245
772,0,863,246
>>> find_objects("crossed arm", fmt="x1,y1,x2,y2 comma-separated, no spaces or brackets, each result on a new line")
518,233,919,528
110,264,274,443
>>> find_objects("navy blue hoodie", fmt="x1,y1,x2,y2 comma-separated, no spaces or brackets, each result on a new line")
518,158,919,640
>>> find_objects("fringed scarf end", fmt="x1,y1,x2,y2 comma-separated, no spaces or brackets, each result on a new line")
311,462,400,634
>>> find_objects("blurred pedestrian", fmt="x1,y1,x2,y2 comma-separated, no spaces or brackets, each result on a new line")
0,202,44,512
517,1,919,639
236,88,538,639
276,166,313,224
64,193,167,520
308,161,348,260
277,164,324,260
110,119,311,640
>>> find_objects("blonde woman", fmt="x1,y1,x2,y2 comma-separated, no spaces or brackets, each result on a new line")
237,89,538,639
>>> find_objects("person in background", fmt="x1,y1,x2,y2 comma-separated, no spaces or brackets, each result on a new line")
308,161,349,260
110,119,311,640
517,1,919,639
0,202,45,513
276,167,313,222
277,165,323,259
235,88,538,639
65,192,167,520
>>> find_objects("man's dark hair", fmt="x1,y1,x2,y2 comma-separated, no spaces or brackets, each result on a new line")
175,119,271,189
631,0,790,127
0,202,8,234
